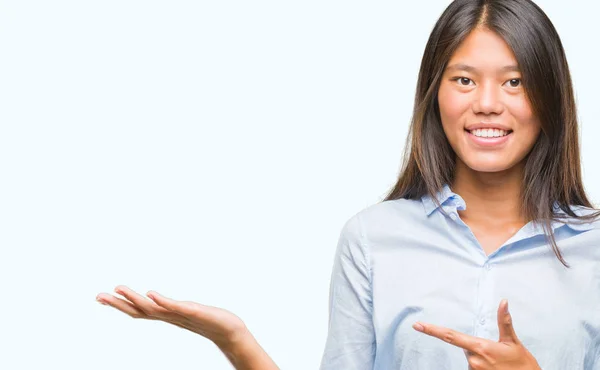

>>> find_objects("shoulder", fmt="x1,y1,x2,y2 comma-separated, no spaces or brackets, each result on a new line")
560,205,600,231
346,197,430,240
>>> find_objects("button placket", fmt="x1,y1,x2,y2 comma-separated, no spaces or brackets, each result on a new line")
475,259,495,337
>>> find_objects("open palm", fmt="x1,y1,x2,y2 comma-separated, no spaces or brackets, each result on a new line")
96,285,249,349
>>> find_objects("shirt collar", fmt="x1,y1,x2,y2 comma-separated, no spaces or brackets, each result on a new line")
420,184,597,232
551,204,598,231
421,183,466,216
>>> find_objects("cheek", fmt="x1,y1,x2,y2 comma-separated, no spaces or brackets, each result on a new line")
508,98,541,141
438,88,470,124
438,87,470,142
509,97,535,122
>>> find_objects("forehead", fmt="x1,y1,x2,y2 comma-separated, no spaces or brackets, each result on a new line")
446,28,520,72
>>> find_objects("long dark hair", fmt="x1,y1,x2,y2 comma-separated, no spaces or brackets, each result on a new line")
382,0,600,267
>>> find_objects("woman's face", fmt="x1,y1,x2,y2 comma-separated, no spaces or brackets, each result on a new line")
437,28,541,173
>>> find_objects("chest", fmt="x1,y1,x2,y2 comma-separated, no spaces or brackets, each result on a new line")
463,219,526,257
369,235,600,369
471,229,515,256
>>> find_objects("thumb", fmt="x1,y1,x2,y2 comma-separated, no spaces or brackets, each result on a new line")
497,299,520,344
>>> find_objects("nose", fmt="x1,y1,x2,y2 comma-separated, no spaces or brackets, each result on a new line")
471,81,504,115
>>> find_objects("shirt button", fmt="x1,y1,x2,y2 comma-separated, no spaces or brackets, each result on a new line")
450,213,457,220
484,263,492,270
479,318,486,325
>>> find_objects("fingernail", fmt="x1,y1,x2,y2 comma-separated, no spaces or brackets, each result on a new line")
504,299,509,314
97,299,107,305
412,322,424,332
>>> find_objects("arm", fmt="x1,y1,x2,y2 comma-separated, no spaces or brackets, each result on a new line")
96,286,281,370
319,213,376,370
96,215,372,370
217,329,280,370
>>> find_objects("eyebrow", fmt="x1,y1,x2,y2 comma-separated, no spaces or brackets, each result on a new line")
445,63,521,73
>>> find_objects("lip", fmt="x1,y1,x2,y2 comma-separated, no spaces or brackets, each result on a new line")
465,129,512,147
465,123,512,131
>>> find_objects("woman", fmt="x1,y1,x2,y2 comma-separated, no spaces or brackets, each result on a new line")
96,0,600,368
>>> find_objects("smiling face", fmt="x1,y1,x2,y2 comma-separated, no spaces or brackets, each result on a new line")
437,28,542,173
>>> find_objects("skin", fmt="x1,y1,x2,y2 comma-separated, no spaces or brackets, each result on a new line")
413,300,540,369
96,286,279,370
96,27,544,370
414,27,544,369
437,27,542,256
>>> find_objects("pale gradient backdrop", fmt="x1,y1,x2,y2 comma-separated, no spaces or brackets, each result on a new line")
0,1,598,369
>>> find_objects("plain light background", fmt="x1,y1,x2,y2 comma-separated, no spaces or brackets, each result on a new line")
0,1,598,369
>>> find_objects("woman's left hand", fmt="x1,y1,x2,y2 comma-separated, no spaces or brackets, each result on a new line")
412,299,541,370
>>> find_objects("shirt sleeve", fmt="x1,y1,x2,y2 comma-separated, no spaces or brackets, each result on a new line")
319,213,376,370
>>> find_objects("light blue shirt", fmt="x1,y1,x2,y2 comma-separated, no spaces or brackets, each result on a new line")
319,184,600,369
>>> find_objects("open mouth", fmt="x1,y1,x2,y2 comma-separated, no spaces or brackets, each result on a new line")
464,128,513,138
464,128,513,147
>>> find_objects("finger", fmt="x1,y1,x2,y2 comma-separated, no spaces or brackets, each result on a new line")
463,349,477,370
462,348,485,370
113,285,173,318
146,290,199,317
497,299,520,344
413,321,489,354
96,292,148,319
98,292,194,331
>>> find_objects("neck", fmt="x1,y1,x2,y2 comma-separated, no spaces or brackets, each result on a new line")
451,159,526,225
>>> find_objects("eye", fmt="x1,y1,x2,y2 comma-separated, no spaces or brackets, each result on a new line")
451,77,474,86
504,78,522,88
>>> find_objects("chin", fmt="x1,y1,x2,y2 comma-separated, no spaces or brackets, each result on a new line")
462,160,512,173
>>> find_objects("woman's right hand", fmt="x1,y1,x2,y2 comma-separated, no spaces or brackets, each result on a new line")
96,285,250,350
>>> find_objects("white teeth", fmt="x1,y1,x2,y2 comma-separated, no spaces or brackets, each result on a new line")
471,129,509,138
